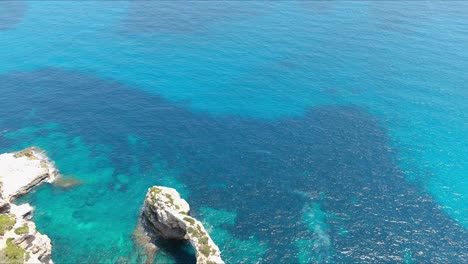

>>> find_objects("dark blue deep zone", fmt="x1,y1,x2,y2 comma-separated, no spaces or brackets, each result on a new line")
1,69,467,262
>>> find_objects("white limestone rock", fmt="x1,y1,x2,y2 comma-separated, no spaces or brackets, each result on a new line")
10,203,34,220
0,147,57,264
142,186,224,264
0,147,58,201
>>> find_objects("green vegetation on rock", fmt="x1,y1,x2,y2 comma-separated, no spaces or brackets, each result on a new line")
13,148,35,159
164,193,174,205
187,226,200,237
0,238,26,264
150,187,162,195
14,224,29,235
0,214,16,235
184,217,195,225
199,243,212,257
199,235,209,244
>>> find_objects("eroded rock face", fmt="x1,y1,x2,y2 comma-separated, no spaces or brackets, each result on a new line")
0,147,58,201
1,204,53,264
141,186,224,264
0,147,57,264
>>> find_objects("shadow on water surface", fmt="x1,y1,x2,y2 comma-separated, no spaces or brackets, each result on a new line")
0,69,466,263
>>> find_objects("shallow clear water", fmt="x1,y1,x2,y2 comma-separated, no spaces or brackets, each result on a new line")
0,1,467,263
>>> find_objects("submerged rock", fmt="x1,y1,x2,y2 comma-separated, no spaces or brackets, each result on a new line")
0,147,57,264
52,175,82,189
132,219,158,264
141,186,224,264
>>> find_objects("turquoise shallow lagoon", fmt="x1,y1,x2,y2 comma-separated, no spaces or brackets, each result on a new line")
0,1,467,263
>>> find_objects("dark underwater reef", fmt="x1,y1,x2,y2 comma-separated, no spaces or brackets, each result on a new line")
0,69,466,262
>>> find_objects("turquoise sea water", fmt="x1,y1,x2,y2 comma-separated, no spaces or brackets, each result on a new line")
0,1,467,263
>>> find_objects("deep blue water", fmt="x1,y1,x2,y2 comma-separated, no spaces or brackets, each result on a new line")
0,1,467,263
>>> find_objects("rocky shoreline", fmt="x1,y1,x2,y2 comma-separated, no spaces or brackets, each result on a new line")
0,147,57,264
140,186,224,264
0,147,225,264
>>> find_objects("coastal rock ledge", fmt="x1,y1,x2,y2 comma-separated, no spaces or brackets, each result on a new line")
141,186,224,264
0,147,57,264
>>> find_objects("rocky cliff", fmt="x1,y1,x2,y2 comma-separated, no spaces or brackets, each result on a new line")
141,186,224,264
0,147,57,264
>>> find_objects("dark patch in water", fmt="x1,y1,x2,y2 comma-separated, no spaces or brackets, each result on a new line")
369,1,436,35
298,1,334,14
0,69,466,262
119,1,266,34
0,1,26,30
154,239,196,264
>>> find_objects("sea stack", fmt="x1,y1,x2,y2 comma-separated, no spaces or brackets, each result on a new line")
141,186,224,264
0,147,57,264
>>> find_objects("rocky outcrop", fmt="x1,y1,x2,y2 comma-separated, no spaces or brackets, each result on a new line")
141,186,224,264
0,147,58,201
0,204,53,264
0,147,57,264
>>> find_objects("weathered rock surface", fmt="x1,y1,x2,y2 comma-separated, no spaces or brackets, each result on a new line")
0,147,58,201
0,147,57,264
141,186,224,264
